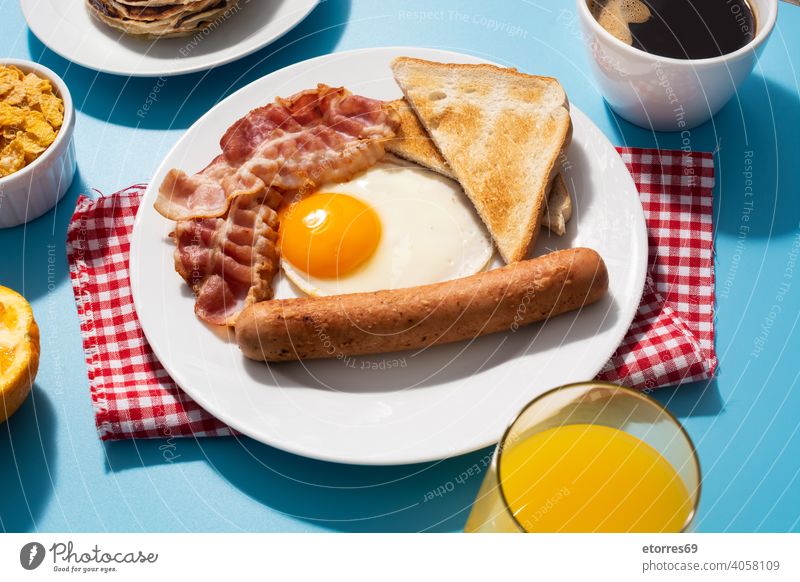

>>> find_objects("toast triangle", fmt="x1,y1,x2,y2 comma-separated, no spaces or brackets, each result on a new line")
385,98,573,236
391,58,572,263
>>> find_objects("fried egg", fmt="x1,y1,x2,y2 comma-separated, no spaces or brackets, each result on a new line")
278,158,493,296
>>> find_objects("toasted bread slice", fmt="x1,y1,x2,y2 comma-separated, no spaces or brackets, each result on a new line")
386,98,453,177
386,98,572,236
391,58,572,263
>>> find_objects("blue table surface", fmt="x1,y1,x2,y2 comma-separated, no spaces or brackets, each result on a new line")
1,0,799,533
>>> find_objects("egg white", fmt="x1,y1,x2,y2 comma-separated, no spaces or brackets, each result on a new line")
281,157,494,297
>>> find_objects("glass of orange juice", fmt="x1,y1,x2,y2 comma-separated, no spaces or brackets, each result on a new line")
465,382,700,533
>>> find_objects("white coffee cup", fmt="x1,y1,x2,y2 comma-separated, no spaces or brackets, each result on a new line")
577,0,778,131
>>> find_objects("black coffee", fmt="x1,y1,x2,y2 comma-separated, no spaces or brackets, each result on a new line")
592,0,756,60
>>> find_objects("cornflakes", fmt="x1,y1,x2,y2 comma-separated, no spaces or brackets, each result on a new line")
0,65,64,178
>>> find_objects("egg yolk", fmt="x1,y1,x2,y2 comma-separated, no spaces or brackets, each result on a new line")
279,192,382,279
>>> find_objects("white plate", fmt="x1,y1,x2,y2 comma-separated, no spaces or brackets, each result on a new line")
130,47,648,465
21,0,319,77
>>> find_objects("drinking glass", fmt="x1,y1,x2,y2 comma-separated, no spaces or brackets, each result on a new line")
464,382,701,532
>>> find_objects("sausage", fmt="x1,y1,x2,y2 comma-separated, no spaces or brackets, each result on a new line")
235,247,608,362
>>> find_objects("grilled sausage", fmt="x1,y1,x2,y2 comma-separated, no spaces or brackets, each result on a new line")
235,247,608,362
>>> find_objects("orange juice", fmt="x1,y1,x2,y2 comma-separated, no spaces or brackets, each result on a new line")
499,424,693,532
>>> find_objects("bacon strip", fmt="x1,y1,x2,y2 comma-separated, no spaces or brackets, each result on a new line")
172,189,282,326
156,85,400,221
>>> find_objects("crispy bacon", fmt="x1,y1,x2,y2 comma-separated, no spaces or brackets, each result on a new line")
155,85,400,221
172,189,282,326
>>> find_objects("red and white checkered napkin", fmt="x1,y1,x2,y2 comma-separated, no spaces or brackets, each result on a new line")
66,147,717,441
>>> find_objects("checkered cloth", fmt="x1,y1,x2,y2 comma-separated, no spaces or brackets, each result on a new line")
66,147,717,440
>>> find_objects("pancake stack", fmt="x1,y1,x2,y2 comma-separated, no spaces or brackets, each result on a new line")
85,0,240,39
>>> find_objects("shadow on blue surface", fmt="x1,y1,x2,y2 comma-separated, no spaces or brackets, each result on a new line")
26,0,351,130
0,386,57,532
0,167,87,301
105,437,488,532
712,75,800,238
654,378,724,418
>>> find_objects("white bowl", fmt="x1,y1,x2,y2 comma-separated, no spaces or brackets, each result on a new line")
0,59,76,228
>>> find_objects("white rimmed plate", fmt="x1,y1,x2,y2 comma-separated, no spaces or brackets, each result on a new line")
21,0,319,77
130,47,648,465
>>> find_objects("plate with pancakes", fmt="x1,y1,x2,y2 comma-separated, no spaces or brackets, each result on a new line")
20,0,319,77
130,47,648,465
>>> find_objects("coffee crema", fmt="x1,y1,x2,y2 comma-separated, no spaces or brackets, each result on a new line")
590,0,756,60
